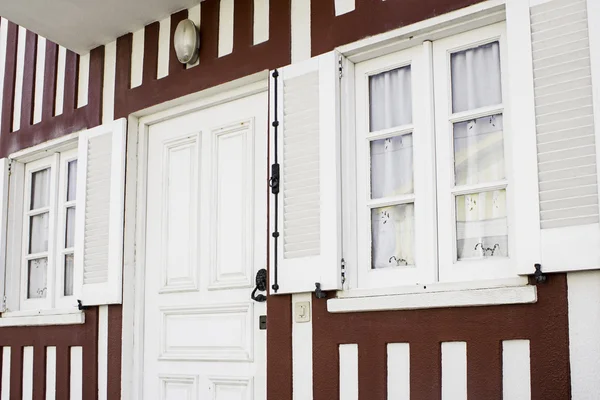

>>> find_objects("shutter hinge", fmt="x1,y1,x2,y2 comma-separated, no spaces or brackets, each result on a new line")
341,258,346,285
1,296,7,313
7,159,12,176
338,56,344,79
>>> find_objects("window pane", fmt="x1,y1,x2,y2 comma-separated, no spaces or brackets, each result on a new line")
67,160,77,201
27,258,48,299
65,206,76,248
30,168,50,210
64,254,74,296
29,212,49,254
451,41,502,113
370,134,414,199
369,66,412,131
456,190,508,260
454,114,504,186
371,204,415,269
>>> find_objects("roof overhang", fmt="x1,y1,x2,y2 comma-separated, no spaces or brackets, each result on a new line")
0,0,201,54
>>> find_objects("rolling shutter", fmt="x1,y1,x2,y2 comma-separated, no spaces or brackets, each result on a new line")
269,51,343,294
75,118,127,305
0,159,9,310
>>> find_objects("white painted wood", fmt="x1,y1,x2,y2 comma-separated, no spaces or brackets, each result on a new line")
568,271,600,400
292,293,313,400
253,0,269,45
335,0,355,16
0,311,84,327
218,0,234,57
187,4,201,68
13,26,27,131
70,346,83,400
98,305,108,400
55,46,66,116
441,342,467,400
589,0,600,230
0,159,9,310
33,37,46,122
1,347,9,400
157,17,170,79
141,91,268,399
387,343,410,400
291,0,311,63
77,52,90,108
75,118,126,305
46,347,56,400
541,224,600,272
102,40,116,124
0,18,8,134
328,284,536,313
339,344,358,400
22,346,33,400
131,28,144,88
502,340,531,400
270,51,343,294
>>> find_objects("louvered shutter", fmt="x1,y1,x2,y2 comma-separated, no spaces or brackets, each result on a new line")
0,159,9,310
269,51,343,294
75,118,127,305
530,0,600,272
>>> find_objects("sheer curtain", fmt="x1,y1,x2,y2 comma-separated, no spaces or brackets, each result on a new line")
28,168,50,299
368,66,415,268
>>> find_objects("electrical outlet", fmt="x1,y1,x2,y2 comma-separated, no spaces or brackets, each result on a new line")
294,301,311,323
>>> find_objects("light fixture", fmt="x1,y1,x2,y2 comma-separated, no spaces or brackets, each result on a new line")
174,19,200,64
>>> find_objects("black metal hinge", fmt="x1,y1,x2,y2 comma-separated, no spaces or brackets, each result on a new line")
533,263,547,284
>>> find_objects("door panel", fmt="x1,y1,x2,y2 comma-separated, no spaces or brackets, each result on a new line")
143,92,268,400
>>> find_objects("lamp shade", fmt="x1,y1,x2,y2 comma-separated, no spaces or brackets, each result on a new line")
174,19,200,64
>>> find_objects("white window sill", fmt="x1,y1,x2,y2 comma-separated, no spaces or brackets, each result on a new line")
0,308,85,327
328,277,537,313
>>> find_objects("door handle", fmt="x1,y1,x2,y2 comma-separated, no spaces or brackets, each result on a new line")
251,269,267,302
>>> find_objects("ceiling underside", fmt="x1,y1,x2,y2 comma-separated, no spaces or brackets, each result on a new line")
0,0,201,54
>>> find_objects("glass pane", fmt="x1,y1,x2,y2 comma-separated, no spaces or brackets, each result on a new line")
451,41,502,113
29,212,49,254
371,203,415,269
67,160,77,201
370,134,414,199
64,253,74,296
454,114,504,186
30,168,50,210
65,206,76,248
456,190,508,260
27,258,48,299
369,66,412,131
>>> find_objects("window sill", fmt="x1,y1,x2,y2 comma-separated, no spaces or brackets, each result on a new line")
0,308,85,327
327,278,537,313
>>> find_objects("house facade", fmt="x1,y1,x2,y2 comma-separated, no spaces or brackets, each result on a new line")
0,0,598,399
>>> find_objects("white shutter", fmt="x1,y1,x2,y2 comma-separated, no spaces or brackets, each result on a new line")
269,51,343,294
75,118,127,305
0,159,9,310
530,0,600,272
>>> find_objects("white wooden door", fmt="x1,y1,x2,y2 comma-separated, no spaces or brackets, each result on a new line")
142,92,268,400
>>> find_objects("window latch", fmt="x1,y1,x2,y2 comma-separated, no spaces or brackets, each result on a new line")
77,300,89,311
315,282,327,299
533,263,547,284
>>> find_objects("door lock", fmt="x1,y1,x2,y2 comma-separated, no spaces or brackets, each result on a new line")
251,269,267,302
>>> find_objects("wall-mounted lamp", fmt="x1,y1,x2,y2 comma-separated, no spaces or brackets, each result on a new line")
174,19,200,64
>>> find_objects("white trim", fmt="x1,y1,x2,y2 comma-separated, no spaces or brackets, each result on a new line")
292,293,313,400
9,130,80,162
55,46,67,117
33,37,47,123
157,17,170,79
131,28,144,88
587,0,600,224
327,284,536,313
102,40,116,124
98,305,108,400
0,309,84,326
13,26,27,132
291,0,311,63
218,0,234,57
77,53,90,109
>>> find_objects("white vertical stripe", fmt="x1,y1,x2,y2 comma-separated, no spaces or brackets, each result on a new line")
70,347,83,400
130,29,144,88
335,0,355,16
568,271,600,400
291,0,311,63
292,293,313,400
22,346,33,400
502,340,531,400
102,40,116,124
98,305,108,400
45,347,56,400
218,0,234,57
33,36,46,123
339,344,358,400
387,343,410,400
187,4,201,68
253,0,269,45
12,26,27,131
0,19,9,134
157,17,170,79
441,342,467,400
1,347,10,400
54,46,67,116
77,52,90,108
